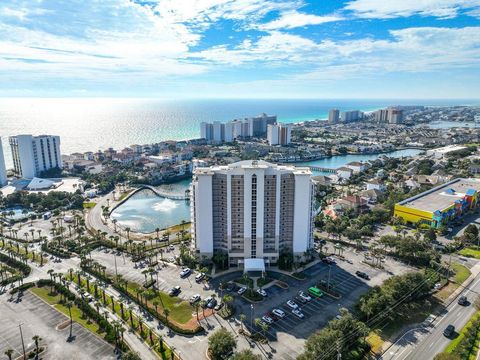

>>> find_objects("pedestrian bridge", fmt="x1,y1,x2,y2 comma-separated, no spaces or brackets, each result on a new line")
308,166,337,173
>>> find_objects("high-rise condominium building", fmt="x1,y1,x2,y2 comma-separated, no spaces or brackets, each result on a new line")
267,123,292,146
191,160,314,267
328,109,340,123
200,114,277,143
0,138,7,186
9,134,62,179
340,110,362,122
388,108,404,124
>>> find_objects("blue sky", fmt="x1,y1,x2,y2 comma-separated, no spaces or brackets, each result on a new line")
0,0,479,98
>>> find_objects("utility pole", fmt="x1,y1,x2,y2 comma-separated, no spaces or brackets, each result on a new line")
19,323,26,360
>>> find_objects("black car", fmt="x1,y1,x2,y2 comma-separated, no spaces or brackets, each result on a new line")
443,324,455,337
207,298,218,309
356,271,370,280
458,296,468,306
169,286,181,296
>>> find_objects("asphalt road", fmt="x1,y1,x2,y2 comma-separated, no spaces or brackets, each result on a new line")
381,266,480,360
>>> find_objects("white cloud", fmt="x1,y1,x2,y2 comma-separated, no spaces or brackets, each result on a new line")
194,26,480,79
344,0,480,19
258,11,342,30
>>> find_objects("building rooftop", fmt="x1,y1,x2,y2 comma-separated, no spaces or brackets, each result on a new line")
398,178,480,213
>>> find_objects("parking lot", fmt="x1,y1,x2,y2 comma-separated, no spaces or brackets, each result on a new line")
91,248,215,302
210,248,413,359
0,291,115,360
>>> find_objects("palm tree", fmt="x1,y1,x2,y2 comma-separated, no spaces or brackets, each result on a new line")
32,335,42,356
239,313,246,333
66,302,73,340
125,227,131,241
164,308,170,328
4,349,14,360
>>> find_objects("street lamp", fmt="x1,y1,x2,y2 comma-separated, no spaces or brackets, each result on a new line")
250,304,254,328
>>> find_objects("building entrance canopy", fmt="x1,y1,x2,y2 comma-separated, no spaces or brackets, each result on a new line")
243,258,266,273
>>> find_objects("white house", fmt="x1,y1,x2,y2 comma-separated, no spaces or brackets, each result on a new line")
336,167,353,180
366,179,386,192
345,161,367,174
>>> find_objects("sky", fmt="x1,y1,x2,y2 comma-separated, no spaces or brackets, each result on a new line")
0,0,479,99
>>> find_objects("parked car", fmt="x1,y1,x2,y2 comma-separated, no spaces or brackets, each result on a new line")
272,309,285,318
262,315,274,324
443,324,455,337
169,286,181,296
458,296,468,306
189,294,201,304
180,268,191,278
298,291,312,302
295,296,307,304
238,287,247,295
226,282,237,292
169,245,175,251
207,298,218,309
322,256,336,264
214,302,224,311
286,300,299,310
266,312,278,321
195,273,205,282
356,271,370,280
292,309,305,319
256,288,267,297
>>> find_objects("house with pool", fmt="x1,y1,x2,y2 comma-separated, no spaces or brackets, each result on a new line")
394,178,480,228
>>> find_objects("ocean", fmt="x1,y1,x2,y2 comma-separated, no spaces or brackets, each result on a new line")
0,98,477,167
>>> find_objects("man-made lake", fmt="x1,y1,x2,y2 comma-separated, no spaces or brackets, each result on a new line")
110,189,190,234
111,148,423,232
297,148,423,175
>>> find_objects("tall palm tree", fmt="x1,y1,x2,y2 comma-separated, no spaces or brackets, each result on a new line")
66,302,73,340
32,335,42,356
4,349,14,360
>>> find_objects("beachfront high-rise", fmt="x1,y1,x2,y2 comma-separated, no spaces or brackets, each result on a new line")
328,109,340,123
200,113,277,143
9,134,62,179
191,160,314,267
0,138,7,186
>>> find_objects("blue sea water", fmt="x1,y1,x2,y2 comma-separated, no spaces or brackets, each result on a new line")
0,98,476,167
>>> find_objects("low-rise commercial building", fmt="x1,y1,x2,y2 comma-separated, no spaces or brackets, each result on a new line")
394,178,480,228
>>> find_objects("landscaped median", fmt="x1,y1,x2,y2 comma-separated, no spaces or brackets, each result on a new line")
79,259,203,335
29,279,128,351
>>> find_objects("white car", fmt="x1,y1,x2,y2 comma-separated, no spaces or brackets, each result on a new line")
262,315,274,324
256,288,267,297
292,309,305,319
180,268,191,278
298,291,312,302
272,308,285,318
238,287,247,295
286,300,299,310
189,294,201,304
169,245,175,251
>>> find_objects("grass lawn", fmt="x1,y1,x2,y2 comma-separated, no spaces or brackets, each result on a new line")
459,247,480,259
30,286,104,336
83,202,96,209
366,331,384,355
375,299,438,340
435,263,471,301
117,190,134,202
257,277,274,288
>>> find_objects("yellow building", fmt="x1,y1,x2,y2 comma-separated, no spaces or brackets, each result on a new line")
394,178,480,228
